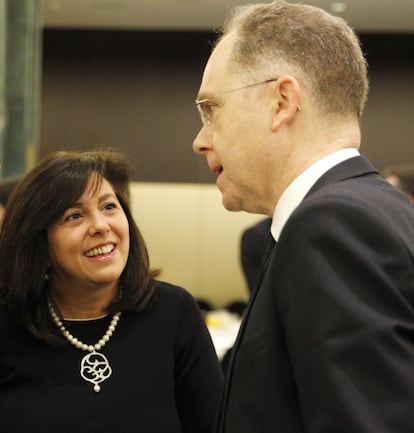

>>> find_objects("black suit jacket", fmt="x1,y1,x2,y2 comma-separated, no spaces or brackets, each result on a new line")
218,156,414,433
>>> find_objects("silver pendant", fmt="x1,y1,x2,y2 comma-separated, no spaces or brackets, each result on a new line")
80,351,112,392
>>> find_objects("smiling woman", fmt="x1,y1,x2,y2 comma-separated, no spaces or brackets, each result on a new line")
0,150,223,432
47,174,131,312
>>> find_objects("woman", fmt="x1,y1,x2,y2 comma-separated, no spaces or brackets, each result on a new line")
0,150,223,432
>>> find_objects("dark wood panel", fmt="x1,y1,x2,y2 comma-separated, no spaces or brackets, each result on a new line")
41,30,414,182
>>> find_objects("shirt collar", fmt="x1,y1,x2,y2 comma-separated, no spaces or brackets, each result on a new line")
271,148,360,241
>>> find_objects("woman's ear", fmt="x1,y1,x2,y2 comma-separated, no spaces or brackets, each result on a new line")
271,75,302,131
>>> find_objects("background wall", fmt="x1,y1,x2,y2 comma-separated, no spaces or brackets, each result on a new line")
40,30,414,306
41,30,213,183
41,30,414,179
130,182,263,306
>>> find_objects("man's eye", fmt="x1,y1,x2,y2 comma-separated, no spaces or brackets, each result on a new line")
203,102,215,115
201,101,217,123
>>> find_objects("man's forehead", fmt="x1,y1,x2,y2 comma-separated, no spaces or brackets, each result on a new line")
198,34,238,97
208,33,237,73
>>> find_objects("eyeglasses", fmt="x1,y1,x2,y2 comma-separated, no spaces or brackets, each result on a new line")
195,78,279,127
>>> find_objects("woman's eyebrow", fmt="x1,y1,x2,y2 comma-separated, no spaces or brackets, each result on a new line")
66,193,117,210
97,193,117,203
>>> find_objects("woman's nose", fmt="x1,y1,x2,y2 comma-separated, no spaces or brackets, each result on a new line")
88,213,110,236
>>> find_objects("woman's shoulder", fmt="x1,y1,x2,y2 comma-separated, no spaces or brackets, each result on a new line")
0,302,22,335
150,280,205,319
0,301,10,324
153,280,196,306
132,281,204,333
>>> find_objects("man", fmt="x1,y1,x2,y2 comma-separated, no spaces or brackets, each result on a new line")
193,2,414,432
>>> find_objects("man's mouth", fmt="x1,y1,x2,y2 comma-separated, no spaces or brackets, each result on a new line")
211,165,223,176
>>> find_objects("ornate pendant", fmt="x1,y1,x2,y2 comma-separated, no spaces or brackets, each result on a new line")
80,351,112,392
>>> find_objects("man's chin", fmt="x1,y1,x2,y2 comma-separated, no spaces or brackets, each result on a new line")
221,195,243,213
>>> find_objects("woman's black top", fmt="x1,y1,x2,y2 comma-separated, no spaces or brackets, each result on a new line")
0,282,223,433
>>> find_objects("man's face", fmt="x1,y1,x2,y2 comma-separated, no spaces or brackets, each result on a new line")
193,34,277,215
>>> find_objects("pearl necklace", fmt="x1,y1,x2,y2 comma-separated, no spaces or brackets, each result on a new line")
48,299,121,392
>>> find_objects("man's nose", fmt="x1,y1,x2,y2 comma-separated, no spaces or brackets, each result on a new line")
193,127,210,155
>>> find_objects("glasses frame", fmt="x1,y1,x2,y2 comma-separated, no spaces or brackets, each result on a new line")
195,78,279,127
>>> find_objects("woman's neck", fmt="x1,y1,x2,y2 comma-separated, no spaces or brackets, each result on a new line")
49,282,119,320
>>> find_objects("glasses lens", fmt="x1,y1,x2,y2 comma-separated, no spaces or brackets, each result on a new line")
196,102,210,126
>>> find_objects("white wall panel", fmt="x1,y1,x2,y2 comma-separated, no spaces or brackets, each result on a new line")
130,182,264,307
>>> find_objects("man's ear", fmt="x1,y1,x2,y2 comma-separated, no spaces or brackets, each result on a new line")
271,75,302,131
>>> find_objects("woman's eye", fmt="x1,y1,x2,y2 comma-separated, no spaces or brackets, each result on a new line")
64,212,81,222
103,202,118,211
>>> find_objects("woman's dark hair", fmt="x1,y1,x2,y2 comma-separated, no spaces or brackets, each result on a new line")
0,150,158,343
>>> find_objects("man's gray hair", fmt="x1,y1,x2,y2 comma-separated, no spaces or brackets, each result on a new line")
217,1,369,120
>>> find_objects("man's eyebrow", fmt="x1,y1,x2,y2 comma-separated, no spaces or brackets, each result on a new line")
196,96,208,105
196,92,207,102
196,87,214,102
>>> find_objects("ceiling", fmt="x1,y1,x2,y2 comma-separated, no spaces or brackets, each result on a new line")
42,0,414,33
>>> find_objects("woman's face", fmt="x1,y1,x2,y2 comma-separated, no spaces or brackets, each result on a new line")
47,175,130,294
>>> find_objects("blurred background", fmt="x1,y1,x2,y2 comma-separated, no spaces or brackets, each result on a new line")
1,0,413,307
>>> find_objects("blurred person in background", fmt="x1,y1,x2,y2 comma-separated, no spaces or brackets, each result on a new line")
383,163,414,204
240,217,272,294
